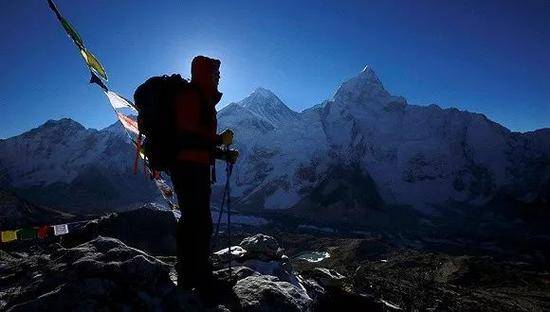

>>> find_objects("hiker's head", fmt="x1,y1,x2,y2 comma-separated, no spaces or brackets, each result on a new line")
191,55,221,94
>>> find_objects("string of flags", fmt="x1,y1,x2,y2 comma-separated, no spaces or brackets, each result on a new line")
45,0,178,212
1,1,183,246
1,220,86,244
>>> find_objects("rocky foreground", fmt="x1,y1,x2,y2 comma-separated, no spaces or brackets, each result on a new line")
0,234,378,311
1,206,549,311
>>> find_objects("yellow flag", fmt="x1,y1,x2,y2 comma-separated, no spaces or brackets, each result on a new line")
1,230,18,243
80,49,108,81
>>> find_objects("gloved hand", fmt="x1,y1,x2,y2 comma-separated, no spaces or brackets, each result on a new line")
215,146,239,164
226,148,239,164
217,129,234,146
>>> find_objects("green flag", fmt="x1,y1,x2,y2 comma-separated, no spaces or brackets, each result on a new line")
18,228,38,240
81,49,108,81
47,0,108,81
61,18,84,49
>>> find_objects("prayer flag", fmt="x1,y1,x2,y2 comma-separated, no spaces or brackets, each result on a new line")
18,228,37,240
47,0,177,215
106,91,136,110
37,225,51,239
1,230,18,243
47,0,84,49
90,72,108,92
47,0,108,81
53,224,69,236
80,49,108,81
117,113,140,135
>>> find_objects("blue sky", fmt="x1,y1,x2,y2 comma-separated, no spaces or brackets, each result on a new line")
1,0,548,138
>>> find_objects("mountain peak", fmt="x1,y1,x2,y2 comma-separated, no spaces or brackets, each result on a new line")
333,66,390,105
360,65,376,76
241,87,281,108
41,118,85,131
238,88,299,126
252,87,277,98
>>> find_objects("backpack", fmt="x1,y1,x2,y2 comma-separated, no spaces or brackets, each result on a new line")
134,74,189,172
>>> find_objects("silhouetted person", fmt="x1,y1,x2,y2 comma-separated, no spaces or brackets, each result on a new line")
169,56,237,292
135,55,237,297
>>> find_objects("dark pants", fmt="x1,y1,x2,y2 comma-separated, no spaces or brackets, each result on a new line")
169,163,213,289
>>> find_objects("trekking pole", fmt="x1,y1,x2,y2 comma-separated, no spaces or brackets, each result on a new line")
213,173,228,251
226,162,233,276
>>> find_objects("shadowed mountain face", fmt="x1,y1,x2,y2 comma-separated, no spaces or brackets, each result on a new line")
0,67,548,223
0,190,74,228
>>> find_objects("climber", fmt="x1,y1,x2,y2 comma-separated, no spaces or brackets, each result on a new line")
135,55,238,294
168,56,238,292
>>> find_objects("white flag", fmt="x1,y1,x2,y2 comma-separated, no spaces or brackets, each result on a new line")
105,91,136,111
53,224,69,236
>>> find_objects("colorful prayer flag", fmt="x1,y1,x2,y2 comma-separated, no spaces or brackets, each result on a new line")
117,113,140,135
37,225,51,239
53,224,69,236
1,230,18,243
90,72,108,91
47,0,108,81
47,0,84,48
47,0,178,214
106,91,137,110
61,17,85,49
18,228,38,240
80,49,108,81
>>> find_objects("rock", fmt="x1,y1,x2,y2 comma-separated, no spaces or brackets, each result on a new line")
242,259,301,287
73,205,178,255
240,234,282,260
212,246,248,265
300,278,326,303
302,268,346,288
3,236,178,311
313,288,383,312
233,275,313,312
213,266,259,285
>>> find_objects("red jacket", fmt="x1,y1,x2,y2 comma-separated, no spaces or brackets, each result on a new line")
173,85,220,165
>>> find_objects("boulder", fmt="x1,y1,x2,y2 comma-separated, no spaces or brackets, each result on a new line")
61,204,177,255
3,236,178,311
213,265,259,285
302,267,346,288
233,275,313,312
242,259,302,287
212,245,248,265
240,234,283,260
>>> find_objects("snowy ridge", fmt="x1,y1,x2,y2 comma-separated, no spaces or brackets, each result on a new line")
0,118,157,213
218,67,549,214
1,67,548,217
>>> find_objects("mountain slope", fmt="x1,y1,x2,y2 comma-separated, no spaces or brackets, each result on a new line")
218,67,549,219
0,119,157,213
1,68,548,222
0,190,74,228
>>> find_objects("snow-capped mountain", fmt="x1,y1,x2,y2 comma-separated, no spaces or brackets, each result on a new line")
218,66,550,218
0,118,157,213
1,67,548,221
238,87,301,127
